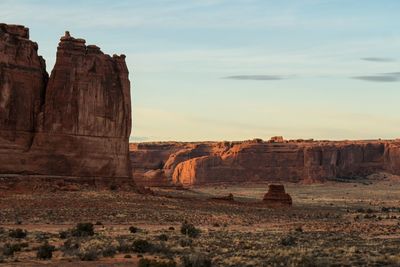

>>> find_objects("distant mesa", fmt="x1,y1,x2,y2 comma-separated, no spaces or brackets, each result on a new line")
269,136,285,143
130,138,400,187
263,184,292,207
0,23,132,189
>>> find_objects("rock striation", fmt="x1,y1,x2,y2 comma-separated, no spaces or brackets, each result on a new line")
130,139,400,187
263,184,292,206
0,24,132,186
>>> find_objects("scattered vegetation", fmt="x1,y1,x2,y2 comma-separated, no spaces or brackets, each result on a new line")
129,226,140,233
280,235,297,246
102,246,117,257
2,243,22,257
72,223,95,237
36,242,55,260
132,239,153,253
9,229,27,239
158,234,169,241
182,253,212,267
180,221,201,238
79,249,98,261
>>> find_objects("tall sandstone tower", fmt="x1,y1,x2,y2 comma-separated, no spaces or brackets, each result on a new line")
0,24,132,186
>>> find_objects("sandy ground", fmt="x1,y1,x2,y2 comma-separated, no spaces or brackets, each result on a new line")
1,181,400,266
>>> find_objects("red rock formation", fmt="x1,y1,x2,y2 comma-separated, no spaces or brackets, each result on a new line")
130,142,228,186
130,139,400,187
129,142,190,186
0,24,132,186
263,184,292,206
0,24,48,174
384,141,400,175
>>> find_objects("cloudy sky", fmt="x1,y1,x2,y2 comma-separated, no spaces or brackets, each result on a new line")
2,0,400,141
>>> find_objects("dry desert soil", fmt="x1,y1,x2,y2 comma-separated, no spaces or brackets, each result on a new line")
1,180,400,266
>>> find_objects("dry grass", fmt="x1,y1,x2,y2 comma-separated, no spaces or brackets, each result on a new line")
1,181,400,266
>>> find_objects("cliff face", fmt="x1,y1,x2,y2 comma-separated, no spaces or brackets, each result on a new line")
130,140,400,186
0,24,132,182
0,24,48,174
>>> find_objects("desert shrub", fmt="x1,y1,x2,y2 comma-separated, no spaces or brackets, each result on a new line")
79,249,99,261
158,234,169,241
61,238,80,256
182,253,212,267
9,228,27,239
280,235,297,246
117,239,134,253
180,238,192,247
132,239,153,253
35,232,51,242
59,230,68,239
36,242,55,260
124,254,132,258
381,207,390,212
295,226,303,232
139,258,177,267
129,226,140,233
180,221,201,238
72,223,94,237
2,243,22,256
102,246,117,257
152,242,173,257
168,227,175,231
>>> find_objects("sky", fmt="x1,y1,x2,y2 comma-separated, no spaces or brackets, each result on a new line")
1,0,400,141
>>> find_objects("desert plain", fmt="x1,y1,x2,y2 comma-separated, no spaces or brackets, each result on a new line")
2,177,400,266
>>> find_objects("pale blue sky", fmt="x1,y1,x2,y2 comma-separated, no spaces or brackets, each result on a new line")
2,0,400,141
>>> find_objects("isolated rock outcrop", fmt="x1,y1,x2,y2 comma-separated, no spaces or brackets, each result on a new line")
0,24,132,185
130,139,400,186
263,184,292,206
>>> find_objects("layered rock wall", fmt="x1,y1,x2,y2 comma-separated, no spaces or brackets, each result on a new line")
130,140,400,186
0,24,48,174
0,24,132,183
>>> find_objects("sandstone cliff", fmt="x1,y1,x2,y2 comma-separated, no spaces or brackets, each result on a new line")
0,24,48,174
130,139,400,187
0,24,132,184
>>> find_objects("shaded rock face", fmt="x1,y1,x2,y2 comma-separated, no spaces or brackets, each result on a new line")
130,142,229,186
0,24,48,174
263,184,292,206
130,140,400,186
0,24,132,182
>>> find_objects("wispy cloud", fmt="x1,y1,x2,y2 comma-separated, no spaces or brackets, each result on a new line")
352,72,400,82
224,75,287,80
361,57,396,62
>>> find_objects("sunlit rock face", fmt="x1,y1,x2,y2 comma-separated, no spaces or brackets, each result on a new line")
130,140,400,187
0,24,132,182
